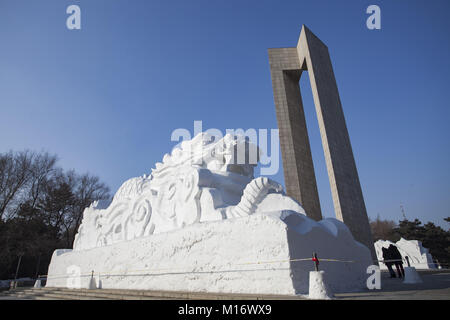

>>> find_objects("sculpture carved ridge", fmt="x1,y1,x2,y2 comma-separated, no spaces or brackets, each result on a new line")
73,133,300,251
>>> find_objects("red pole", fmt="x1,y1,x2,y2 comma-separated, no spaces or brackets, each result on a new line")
312,252,319,271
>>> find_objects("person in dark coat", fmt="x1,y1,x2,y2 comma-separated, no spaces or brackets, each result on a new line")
382,247,396,278
389,244,405,278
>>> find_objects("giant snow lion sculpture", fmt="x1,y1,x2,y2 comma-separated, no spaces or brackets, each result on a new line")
47,133,372,295
73,133,287,250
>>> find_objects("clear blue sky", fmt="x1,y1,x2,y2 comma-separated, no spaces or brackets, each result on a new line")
1,1,449,227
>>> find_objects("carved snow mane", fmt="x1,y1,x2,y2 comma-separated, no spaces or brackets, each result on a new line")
73,133,304,251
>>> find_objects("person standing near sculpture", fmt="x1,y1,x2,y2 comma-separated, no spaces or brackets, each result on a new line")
389,244,405,278
382,247,396,278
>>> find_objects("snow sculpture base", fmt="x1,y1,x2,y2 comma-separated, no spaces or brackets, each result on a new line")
308,271,333,300
403,267,423,284
47,212,372,295
34,280,42,288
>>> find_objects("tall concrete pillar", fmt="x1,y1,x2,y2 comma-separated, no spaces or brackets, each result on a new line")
268,25,376,260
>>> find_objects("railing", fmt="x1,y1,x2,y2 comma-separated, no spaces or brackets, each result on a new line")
20,253,450,285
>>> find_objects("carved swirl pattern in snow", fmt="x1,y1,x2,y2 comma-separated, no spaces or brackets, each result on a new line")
72,133,296,251
125,196,154,240
151,168,201,232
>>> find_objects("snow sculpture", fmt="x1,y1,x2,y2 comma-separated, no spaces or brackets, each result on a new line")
73,133,295,251
375,238,436,270
47,132,373,295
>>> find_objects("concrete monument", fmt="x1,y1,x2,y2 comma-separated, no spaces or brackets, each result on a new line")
268,25,376,259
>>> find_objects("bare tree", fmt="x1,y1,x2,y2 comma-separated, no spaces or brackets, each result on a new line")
0,150,111,278
70,172,110,246
36,169,110,247
0,151,59,220
370,214,397,242
28,152,58,208
0,151,35,219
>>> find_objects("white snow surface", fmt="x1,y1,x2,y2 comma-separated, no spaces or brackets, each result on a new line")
46,133,372,295
47,212,371,295
375,238,437,270
403,267,423,284
308,271,333,299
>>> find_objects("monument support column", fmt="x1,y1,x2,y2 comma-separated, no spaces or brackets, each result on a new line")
268,25,376,260
268,48,323,222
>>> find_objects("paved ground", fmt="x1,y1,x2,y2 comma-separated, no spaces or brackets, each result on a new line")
335,270,450,300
